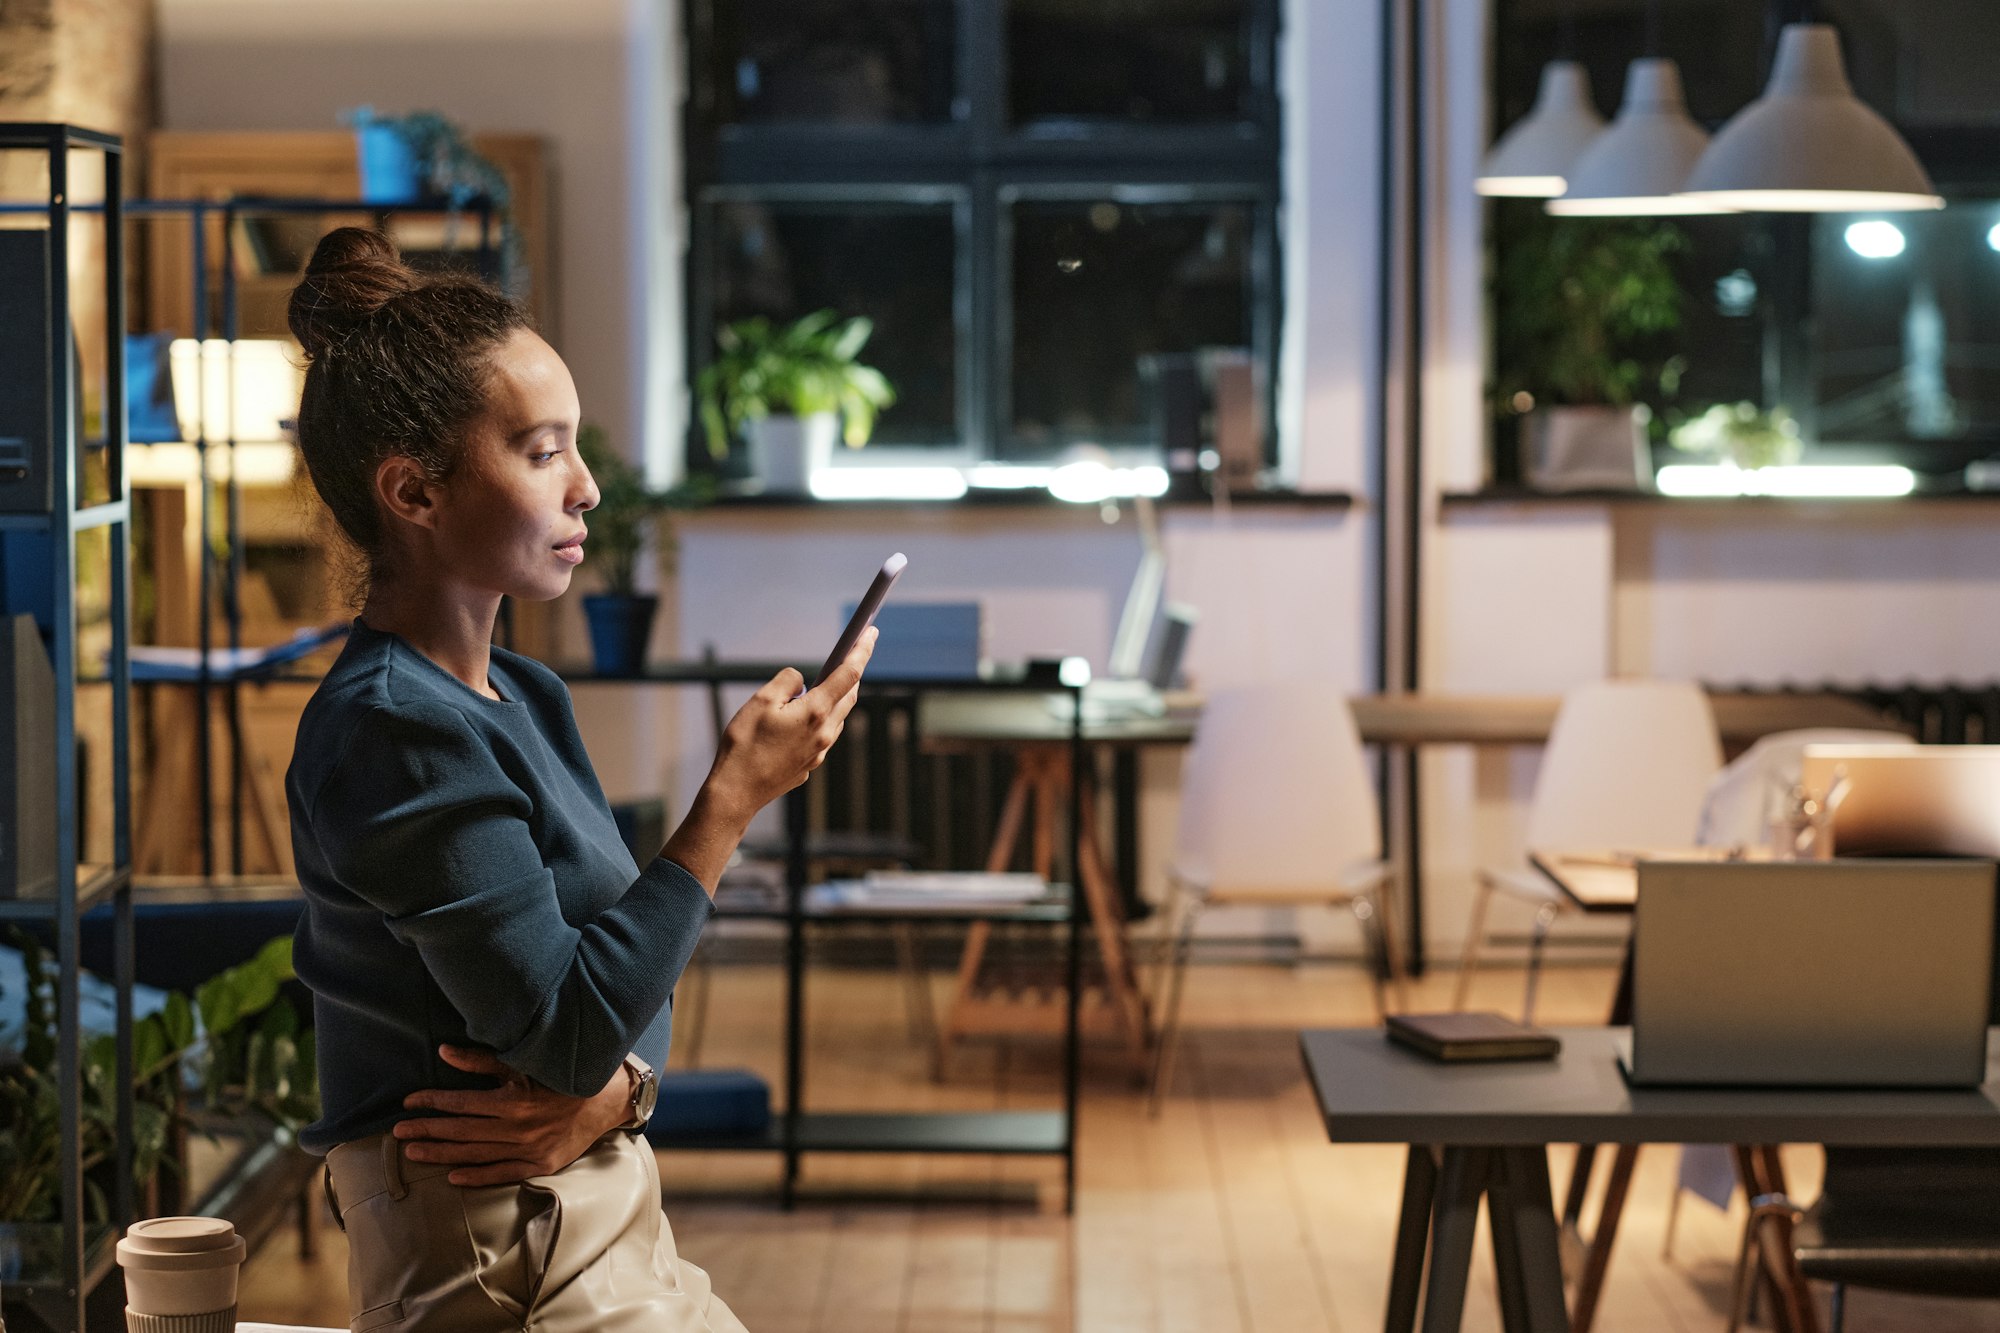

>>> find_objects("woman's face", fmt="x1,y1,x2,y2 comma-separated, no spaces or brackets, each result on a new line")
432,329,599,603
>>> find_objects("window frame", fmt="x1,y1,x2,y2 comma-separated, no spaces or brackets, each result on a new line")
683,0,1285,471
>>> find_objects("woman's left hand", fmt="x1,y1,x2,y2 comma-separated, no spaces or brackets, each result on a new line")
393,1044,632,1185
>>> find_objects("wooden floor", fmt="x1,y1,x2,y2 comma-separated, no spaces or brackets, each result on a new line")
237,957,1997,1332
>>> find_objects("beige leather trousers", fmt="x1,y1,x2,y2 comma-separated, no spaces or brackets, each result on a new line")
325,1130,746,1332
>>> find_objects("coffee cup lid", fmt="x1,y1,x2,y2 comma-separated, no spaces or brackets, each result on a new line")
118,1218,246,1270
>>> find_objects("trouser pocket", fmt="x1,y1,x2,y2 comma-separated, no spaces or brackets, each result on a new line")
461,1178,564,1321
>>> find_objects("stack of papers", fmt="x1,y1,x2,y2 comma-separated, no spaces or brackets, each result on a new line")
810,872,1050,912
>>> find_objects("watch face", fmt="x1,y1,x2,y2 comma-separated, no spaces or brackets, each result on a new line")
634,1071,660,1124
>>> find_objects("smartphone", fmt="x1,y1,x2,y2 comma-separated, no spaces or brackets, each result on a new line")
812,552,907,689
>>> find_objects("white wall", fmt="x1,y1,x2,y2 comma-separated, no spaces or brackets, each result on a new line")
157,0,680,466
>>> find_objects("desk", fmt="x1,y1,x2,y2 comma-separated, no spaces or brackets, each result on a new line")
920,690,1905,973
1299,1026,2000,1333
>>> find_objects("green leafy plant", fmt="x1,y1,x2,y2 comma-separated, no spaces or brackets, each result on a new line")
576,425,713,596
696,310,897,459
1492,204,1687,411
0,931,315,1226
1671,401,1804,471
341,106,525,297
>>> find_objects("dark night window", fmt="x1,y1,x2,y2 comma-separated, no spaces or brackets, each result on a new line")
686,0,1281,473
1006,0,1260,127
710,0,960,126
1009,194,1256,449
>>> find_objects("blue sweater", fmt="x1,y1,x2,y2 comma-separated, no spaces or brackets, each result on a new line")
286,619,712,1154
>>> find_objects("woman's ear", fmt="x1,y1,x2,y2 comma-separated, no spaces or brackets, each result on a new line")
374,455,441,532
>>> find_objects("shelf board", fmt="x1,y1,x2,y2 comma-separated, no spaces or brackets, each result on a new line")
652,1110,1069,1156
0,863,130,920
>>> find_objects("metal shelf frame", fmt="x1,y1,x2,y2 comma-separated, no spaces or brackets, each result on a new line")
598,665,1088,1213
0,121,138,1333
0,193,497,878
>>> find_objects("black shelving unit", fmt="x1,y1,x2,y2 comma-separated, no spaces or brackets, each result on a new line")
0,122,138,1333
582,664,1088,1213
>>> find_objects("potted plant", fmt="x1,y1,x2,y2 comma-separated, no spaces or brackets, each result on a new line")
696,310,896,493
1492,205,1686,490
338,106,525,297
575,425,711,676
1670,401,1804,473
0,930,313,1240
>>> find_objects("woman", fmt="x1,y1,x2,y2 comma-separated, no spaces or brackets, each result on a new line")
283,227,867,1331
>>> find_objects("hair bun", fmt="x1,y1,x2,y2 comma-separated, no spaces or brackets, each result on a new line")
288,227,418,360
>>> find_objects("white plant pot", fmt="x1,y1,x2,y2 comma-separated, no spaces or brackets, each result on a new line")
747,412,838,494
1524,405,1649,492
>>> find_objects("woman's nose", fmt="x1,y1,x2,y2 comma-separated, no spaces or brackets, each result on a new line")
572,458,601,513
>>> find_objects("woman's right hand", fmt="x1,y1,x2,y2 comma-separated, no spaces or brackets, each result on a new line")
707,625,876,814
662,628,875,892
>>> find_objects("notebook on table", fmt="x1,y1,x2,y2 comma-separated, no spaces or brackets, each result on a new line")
1384,1011,1561,1062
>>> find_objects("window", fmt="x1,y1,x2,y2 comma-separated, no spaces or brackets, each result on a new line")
685,0,1282,473
1491,0,2000,481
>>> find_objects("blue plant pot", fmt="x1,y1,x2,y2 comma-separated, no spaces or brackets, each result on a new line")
583,594,659,678
355,124,421,203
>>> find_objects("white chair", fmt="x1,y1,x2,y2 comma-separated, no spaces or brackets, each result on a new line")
1450,680,1723,1022
1147,686,1408,1111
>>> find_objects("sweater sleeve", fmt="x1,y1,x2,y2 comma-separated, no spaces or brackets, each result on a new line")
308,700,712,1096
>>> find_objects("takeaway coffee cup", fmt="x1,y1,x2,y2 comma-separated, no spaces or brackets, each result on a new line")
116,1216,246,1333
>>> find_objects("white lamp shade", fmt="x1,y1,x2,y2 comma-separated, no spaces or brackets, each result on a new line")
1477,61,1605,198
1548,59,1730,216
1678,24,1942,213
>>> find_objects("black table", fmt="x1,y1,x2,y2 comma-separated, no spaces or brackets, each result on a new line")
1299,1026,2000,1333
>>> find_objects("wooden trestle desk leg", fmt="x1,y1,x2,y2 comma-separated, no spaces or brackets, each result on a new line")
938,748,1151,1076
1561,947,1639,1333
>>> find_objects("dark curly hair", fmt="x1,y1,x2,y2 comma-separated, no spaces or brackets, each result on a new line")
288,227,530,589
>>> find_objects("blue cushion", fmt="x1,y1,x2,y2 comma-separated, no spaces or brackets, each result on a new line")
644,1068,770,1142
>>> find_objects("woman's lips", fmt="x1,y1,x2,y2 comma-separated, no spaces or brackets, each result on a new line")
554,533,586,565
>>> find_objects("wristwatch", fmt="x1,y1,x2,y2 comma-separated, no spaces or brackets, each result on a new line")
619,1054,658,1133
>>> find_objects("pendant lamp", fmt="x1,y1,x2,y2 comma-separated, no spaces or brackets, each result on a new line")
1677,23,1942,212
1476,60,1605,197
1548,58,1729,215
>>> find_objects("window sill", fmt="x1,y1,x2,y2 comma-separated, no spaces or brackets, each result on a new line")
1440,484,2000,509
698,486,1354,511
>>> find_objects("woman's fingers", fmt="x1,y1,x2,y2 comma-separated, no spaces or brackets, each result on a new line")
404,1138,530,1165
435,1044,509,1077
401,1087,508,1117
807,627,876,709
759,667,805,704
447,1161,547,1187
394,1114,505,1142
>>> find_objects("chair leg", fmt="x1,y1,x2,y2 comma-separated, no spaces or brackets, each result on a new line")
1451,876,1496,1011
1522,899,1560,1025
1370,875,1411,1014
893,923,938,1046
1145,897,1204,1116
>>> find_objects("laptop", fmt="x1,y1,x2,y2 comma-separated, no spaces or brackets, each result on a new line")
1801,744,2000,859
1623,859,1996,1089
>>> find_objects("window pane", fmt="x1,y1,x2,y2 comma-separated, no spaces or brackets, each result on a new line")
1010,198,1253,452
710,0,959,127
710,200,958,447
1007,0,1257,127
1812,207,2000,467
